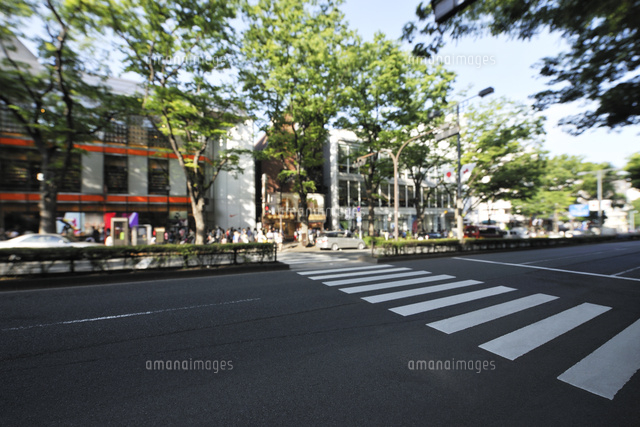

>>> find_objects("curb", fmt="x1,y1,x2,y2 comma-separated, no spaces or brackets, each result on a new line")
0,262,290,292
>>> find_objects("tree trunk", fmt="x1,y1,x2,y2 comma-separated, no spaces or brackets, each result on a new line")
38,156,58,234
191,197,206,245
299,191,310,246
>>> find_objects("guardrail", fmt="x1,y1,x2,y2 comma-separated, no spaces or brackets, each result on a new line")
0,243,277,277
371,234,640,259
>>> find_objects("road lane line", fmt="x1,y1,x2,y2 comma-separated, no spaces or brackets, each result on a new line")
427,294,559,334
1,298,262,332
362,280,483,303
298,265,394,275
339,275,455,294
612,265,640,276
307,267,411,280
283,258,350,265
453,257,640,282
323,271,430,287
479,303,611,361
389,286,515,317
558,318,640,400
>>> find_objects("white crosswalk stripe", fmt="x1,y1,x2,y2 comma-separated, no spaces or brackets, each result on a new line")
323,271,431,287
295,264,640,400
298,265,394,276
362,280,483,303
558,318,640,400
427,293,559,334
339,275,455,294
479,303,611,361
278,253,350,265
307,267,411,281
389,286,516,317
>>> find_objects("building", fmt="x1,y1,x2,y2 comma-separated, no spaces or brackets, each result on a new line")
0,38,256,237
324,129,455,236
254,135,326,239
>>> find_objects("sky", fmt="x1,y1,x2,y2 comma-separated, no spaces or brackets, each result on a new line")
340,0,639,169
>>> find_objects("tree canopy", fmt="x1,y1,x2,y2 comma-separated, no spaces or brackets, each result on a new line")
457,98,547,212
404,0,640,133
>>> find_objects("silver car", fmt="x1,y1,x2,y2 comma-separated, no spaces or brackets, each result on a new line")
317,231,366,251
0,233,101,249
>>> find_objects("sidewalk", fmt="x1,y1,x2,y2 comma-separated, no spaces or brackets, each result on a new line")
280,241,321,253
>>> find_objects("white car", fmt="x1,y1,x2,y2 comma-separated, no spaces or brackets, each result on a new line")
0,233,101,249
317,231,367,251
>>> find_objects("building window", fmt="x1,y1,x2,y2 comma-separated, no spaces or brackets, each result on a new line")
408,185,415,207
104,155,128,193
399,184,407,208
338,180,348,207
349,180,360,207
380,182,390,207
0,148,39,191
103,121,128,144
148,158,169,195
338,144,349,173
58,153,81,193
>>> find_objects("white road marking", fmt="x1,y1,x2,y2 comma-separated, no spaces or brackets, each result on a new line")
389,286,515,317
453,257,640,282
323,271,431,287
479,303,611,361
362,280,483,303
612,265,640,277
558,318,640,400
298,264,394,276
307,267,411,281
1,298,261,332
282,257,350,265
339,275,455,294
520,250,611,265
427,293,559,334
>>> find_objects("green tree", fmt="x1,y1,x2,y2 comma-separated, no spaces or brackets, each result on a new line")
625,153,640,190
513,154,584,231
404,0,640,133
337,33,454,236
0,0,137,233
241,0,350,243
101,0,246,244
458,98,546,215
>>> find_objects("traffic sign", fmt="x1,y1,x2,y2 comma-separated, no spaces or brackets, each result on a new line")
569,204,589,217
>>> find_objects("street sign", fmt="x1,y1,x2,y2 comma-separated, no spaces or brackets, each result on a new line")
434,124,460,142
569,204,589,217
432,0,479,24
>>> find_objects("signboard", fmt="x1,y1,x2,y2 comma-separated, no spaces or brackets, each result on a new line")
569,204,589,217
588,200,612,211
432,0,478,24
434,124,460,142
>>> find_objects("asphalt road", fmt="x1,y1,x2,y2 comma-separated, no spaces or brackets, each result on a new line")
1,240,639,426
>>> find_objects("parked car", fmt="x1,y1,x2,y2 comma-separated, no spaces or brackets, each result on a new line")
416,231,444,240
317,231,366,251
464,225,506,239
0,233,101,249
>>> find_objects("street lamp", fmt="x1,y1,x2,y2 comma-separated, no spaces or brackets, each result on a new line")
577,168,628,229
449,87,494,241
356,129,442,241
630,210,638,233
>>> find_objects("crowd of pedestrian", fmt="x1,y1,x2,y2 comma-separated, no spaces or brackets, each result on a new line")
205,226,285,250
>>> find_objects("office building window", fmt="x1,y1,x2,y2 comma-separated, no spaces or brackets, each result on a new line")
104,155,128,193
148,158,169,195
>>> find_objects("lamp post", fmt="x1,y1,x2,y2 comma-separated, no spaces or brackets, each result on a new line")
357,129,441,241
630,210,638,233
451,87,494,241
577,168,628,229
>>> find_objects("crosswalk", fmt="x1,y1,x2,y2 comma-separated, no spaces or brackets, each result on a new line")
277,252,351,266
295,263,640,400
